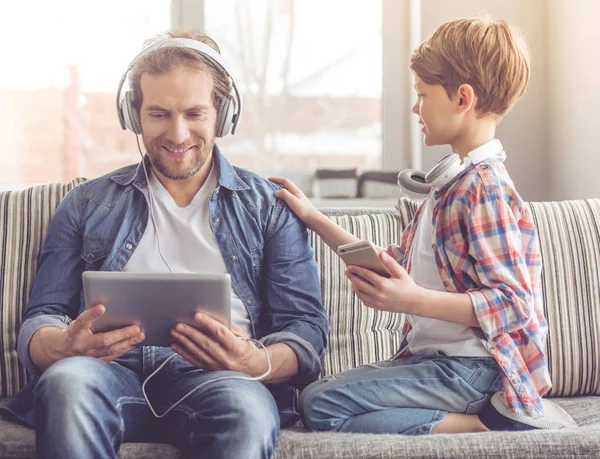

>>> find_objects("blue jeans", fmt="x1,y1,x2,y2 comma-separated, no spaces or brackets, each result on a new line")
32,348,279,459
299,354,503,435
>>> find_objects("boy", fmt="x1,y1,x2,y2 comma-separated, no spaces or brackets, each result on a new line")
270,15,575,434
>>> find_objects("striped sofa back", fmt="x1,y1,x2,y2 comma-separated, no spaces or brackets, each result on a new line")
0,179,86,397
0,182,599,399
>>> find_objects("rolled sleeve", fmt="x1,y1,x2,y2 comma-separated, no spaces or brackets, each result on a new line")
17,315,70,377
260,331,323,389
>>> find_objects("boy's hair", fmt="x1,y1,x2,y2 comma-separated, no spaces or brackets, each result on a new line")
128,29,231,119
410,15,530,117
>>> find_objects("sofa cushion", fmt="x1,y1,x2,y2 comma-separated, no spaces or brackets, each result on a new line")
316,200,416,377
2,395,600,458
0,179,86,397
529,199,600,396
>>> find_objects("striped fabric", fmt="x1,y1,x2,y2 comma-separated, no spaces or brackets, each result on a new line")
529,199,600,396
0,179,85,397
1,189,599,399
315,202,417,377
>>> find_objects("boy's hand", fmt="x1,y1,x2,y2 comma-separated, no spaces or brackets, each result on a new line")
269,177,320,230
345,251,424,314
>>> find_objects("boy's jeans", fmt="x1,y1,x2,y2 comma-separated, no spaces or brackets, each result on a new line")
299,353,503,435
32,348,279,459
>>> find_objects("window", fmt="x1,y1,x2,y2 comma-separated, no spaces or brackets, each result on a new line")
204,0,382,172
0,0,171,187
2,0,417,188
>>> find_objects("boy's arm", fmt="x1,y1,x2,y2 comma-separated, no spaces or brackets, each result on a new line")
463,190,540,339
270,177,359,252
346,181,537,333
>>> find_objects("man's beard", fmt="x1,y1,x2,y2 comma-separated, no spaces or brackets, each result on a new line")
142,136,214,180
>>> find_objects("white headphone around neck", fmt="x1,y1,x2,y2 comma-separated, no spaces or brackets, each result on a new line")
116,37,243,138
397,154,464,201
398,140,503,201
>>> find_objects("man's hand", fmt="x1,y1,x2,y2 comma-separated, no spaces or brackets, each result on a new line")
66,304,146,360
30,304,145,370
170,313,269,378
345,251,424,314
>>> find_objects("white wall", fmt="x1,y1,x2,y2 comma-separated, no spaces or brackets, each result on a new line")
546,0,600,200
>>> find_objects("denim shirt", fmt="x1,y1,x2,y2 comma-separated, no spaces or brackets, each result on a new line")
3,146,328,427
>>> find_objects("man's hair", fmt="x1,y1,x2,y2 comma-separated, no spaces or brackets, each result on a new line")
128,29,231,119
410,15,530,117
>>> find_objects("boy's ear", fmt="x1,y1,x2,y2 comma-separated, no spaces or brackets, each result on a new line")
456,84,476,114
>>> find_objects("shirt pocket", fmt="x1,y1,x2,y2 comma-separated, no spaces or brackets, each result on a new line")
251,245,264,268
80,236,113,270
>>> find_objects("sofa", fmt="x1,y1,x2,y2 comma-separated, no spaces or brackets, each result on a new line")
0,178,599,458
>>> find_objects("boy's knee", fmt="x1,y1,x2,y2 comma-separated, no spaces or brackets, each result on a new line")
298,380,339,432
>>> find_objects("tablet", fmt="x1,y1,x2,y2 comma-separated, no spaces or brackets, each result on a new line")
82,271,231,347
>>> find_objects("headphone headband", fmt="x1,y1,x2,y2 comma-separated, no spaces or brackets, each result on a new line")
116,37,243,136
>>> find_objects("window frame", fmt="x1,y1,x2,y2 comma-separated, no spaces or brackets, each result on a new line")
171,0,423,173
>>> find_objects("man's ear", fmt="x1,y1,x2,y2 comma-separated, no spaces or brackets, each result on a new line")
455,84,476,114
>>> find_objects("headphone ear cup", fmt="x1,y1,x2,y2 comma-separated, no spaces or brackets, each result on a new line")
425,153,464,189
215,94,235,138
122,91,143,135
397,169,430,201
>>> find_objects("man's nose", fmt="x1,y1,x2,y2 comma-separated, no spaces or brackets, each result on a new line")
167,116,190,145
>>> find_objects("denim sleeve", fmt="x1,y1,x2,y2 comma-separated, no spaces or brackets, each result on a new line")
17,186,85,374
260,200,329,390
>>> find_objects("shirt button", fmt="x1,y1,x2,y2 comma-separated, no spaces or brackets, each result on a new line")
246,299,252,305
229,255,237,262
125,243,133,250
212,217,220,223
87,254,95,261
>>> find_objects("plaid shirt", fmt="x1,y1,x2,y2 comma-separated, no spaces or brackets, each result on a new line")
388,151,551,417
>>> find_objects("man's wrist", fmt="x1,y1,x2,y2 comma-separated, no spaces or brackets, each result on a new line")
31,327,72,369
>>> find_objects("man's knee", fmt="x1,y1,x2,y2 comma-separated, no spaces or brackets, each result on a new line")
189,378,280,437
35,356,105,401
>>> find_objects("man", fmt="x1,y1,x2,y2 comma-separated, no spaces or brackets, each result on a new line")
1,29,328,459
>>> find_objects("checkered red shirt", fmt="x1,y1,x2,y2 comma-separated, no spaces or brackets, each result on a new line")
389,151,551,417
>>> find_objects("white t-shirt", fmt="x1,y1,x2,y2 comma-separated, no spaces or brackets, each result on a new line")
123,165,252,337
407,192,489,356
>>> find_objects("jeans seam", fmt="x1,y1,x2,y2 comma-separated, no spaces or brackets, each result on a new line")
109,398,149,449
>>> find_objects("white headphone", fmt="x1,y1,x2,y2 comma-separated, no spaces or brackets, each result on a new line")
116,37,243,138
398,140,503,201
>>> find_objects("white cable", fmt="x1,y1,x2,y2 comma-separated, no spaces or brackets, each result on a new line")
136,136,173,273
141,338,272,418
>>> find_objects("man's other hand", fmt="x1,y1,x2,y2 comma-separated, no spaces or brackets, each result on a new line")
170,313,269,378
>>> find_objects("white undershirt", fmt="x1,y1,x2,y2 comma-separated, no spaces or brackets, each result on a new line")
407,192,490,356
123,165,252,337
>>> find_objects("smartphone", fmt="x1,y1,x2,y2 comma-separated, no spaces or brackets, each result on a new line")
337,241,389,277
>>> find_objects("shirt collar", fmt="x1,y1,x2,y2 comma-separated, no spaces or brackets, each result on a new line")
463,138,503,167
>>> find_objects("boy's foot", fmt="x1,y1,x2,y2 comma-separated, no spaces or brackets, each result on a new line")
478,392,578,431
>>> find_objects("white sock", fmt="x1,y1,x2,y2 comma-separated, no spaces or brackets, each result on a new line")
490,392,578,429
